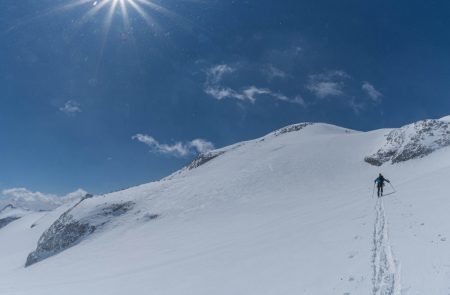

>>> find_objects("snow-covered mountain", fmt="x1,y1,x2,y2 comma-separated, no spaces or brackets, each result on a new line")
2,117,450,294
0,204,28,230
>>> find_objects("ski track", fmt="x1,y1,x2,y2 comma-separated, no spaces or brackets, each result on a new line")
372,198,402,295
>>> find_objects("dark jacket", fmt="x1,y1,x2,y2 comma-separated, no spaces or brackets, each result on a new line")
374,176,390,187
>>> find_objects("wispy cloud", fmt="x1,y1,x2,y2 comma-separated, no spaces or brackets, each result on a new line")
307,81,343,98
189,139,215,154
206,85,304,105
1,188,88,211
348,98,366,115
274,94,305,105
132,134,215,157
206,64,234,84
60,100,82,115
264,65,288,80
204,64,304,106
362,81,383,102
2,188,57,203
242,86,271,103
205,86,246,101
307,70,350,99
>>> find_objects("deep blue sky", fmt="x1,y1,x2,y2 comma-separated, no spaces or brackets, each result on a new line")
1,0,450,195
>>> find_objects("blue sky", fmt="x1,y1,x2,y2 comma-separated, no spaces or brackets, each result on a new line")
1,0,450,196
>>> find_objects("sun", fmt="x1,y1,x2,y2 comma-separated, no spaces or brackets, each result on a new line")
46,0,179,69
3,0,181,38
62,0,174,32
4,0,189,43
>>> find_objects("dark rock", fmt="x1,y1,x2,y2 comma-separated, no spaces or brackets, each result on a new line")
273,123,312,136
143,213,159,221
26,200,135,267
83,193,94,200
0,216,20,230
365,119,450,166
186,151,225,170
101,202,134,217
25,218,95,267
0,204,16,212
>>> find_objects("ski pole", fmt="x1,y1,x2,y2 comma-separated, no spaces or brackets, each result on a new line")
389,182,396,192
371,183,375,198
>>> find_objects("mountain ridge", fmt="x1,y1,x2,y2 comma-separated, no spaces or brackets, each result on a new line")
1,116,450,294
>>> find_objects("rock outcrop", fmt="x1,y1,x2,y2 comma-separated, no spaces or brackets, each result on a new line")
365,119,450,166
26,197,134,267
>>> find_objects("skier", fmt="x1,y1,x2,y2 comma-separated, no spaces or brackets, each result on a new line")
374,173,390,197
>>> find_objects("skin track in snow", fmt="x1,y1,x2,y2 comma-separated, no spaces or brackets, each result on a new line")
372,198,402,295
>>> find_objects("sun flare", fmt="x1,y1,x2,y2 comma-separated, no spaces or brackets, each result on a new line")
63,0,173,31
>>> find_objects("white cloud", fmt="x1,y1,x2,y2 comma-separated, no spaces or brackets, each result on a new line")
242,86,270,103
289,95,306,106
348,98,365,115
264,65,288,80
2,188,56,202
244,86,305,105
62,188,89,201
205,86,246,101
60,100,82,115
133,134,215,157
206,84,304,105
362,81,383,102
307,81,343,98
189,139,215,154
204,64,304,106
307,70,350,99
132,134,189,157
206,64,234,84
1,188,88,211
294,46,303,55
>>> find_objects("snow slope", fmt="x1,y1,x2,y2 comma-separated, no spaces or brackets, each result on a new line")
1,120,450,294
